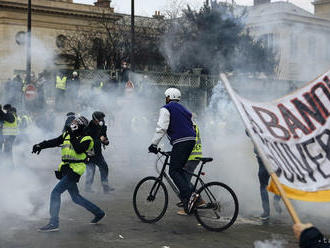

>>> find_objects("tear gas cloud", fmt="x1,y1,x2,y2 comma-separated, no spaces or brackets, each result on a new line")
0,2,330,241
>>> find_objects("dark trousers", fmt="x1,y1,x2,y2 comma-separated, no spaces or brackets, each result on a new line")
85,155,109,189
169,140,195,201
184,160,200,190
257,156,280,216
50,175,104,226
3,135,16,166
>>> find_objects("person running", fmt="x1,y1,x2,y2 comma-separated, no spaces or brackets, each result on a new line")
32,116,105,232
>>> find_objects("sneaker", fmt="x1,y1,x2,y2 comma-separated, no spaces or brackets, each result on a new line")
103,185,115,194
196,198,206,207
177,209,188,216
38,223,59,232
90,212,106,224
256,213,270,221
187,193,200,214
273,199,282,214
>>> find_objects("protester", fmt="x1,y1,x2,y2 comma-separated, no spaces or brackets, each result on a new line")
0,104,18,167
245,129,281,220
149,88,197,214
32,116,105,232
85,111,113,193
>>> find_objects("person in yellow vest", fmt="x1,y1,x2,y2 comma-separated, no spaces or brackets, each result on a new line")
0,104,18,166
55,72,67,112
32,116,105,232
177,122,203,216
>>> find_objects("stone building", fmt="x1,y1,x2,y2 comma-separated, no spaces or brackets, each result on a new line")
246,0,330,82
0,0,123,81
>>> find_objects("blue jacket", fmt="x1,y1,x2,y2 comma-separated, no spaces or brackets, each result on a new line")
163,101,196,145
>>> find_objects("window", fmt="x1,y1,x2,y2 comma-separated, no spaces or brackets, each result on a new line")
259,33,278,53
15,31,26,45
56,35,66,48
290,33,297,58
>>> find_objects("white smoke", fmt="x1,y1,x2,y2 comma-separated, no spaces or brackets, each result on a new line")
254,239,288,248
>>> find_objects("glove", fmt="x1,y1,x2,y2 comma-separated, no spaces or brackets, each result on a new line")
148,144,158,154
32,144,42,154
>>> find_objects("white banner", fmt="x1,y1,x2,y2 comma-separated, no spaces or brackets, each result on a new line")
225,71,330,201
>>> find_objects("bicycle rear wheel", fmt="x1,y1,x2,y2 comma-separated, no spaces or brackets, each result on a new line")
194,181,239,232
133,176,168,223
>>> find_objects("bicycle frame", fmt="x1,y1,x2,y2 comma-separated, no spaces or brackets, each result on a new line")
155,151,208,199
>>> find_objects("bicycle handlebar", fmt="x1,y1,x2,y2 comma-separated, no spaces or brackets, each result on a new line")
157,149,171,157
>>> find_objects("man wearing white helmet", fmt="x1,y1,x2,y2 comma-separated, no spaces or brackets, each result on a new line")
149,87,196,214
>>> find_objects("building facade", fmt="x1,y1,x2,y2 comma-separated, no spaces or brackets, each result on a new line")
0,0,120,81
246,0,330,82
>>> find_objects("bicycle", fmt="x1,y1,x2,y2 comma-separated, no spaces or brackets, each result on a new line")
133,150,239,232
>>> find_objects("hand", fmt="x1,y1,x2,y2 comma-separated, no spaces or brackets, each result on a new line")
32,144,42,154
148,144,158,154
293,223,313,240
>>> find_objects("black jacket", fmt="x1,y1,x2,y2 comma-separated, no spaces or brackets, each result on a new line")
0,110,15,123
300,227,330,248
39,132,91,154
85,121,108,156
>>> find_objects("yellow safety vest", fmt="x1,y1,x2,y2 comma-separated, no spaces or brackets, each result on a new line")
188,123,202,161
58,132,94,176
3,114,18,136
22,79,26,92
18,115,32,130
56,76,67,90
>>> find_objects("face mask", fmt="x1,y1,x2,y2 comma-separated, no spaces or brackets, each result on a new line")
70,123,78,131
2,109,7,114
99,121,104,126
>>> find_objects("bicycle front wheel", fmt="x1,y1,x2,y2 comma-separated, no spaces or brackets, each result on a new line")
195,182,239,232
133,176,168,223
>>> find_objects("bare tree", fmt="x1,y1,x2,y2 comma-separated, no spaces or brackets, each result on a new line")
56,30,95,69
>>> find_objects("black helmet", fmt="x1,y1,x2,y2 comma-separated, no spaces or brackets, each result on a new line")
92,111,105,121
75,116,89,128
3,104,12,111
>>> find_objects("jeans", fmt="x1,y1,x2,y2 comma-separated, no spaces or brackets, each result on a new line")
2,135,16,167
257,156,280,216
184,160,200,191
49,175,104,226
85,155,109,190
169,140,195,201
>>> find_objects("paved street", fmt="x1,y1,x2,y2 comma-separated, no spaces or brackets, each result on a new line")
0,181,306,248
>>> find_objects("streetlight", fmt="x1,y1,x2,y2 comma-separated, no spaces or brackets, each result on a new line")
26,0,32,85
130,0,135,71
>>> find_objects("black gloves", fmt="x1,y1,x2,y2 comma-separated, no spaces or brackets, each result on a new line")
148,144,158,154
32,144,42,154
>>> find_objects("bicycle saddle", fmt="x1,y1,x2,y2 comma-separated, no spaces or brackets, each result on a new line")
197,157,213,163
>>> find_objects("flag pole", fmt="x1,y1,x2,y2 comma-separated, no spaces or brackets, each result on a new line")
220,73,301,224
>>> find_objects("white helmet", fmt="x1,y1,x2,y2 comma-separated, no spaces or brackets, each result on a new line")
164,88,181,101
72,71,78,76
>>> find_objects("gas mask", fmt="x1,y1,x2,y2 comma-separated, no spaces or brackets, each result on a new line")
70,123,79,131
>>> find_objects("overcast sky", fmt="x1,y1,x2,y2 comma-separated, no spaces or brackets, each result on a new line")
74,0,314,16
